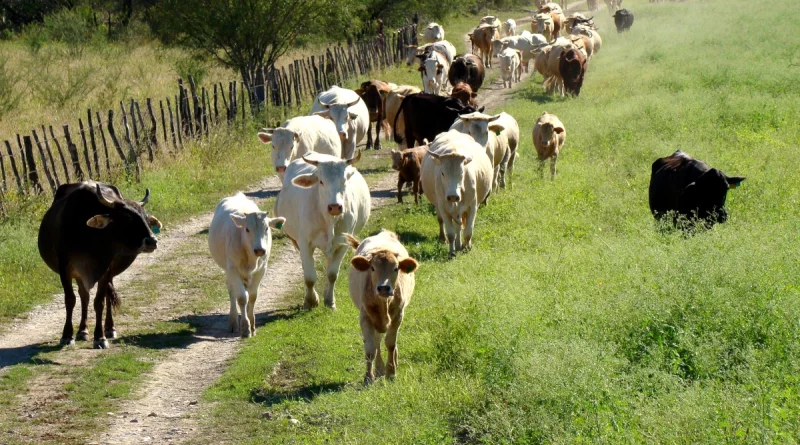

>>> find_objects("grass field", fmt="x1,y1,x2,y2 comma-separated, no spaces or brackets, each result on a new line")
192,0,800,442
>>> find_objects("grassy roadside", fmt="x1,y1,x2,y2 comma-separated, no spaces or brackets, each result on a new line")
193,0,800,442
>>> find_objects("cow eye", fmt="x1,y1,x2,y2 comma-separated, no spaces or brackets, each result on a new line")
371,266,375,271
319,180,324,185
246,228,250,233
441,171,445,176
350,115,357,120
394,267,399,272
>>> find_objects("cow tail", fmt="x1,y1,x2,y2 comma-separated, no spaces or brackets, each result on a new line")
393,95,411,144
106,281,121,312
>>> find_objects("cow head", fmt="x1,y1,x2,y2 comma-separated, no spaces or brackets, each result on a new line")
86,184,162,255
258,128,300,179
453,112,505,150
680,169,745,224
405,44,419,66
350,248,418,298
451,82,476,107
390,149,403,171
230,211,284,257
428,150,472,203
537,116,565,141
423,55,445,94
292,151,361,217
314,97,361,149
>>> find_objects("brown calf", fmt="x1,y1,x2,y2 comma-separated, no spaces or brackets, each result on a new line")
450,82,477,107
391,145,427,204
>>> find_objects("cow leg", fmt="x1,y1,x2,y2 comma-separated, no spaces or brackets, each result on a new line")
59,272,76,346
360,314,380,385
92,285,108,349
226,273,250,338
413,179,420,204
299,243,319,309
443,214,458,258
323,245,347,309
246,268,265,337
397,175,405,203
375,114,382,150
366,122,374,150
385,314,404,380
75,280,91,342
539,158,547,178
103,280,118,339
437,214,446,243
506,149,517,189
550,153,558,180
463,207,478,252
499,149,511,189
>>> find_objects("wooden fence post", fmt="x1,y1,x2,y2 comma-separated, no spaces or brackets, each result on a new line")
49,126,71,183
94,113,111,174
159,100,168,148
78,119,93,178
16,134,27,186
135,100,154,161
3,141,23,194
107,110,131,176
120,101,140,181
166,97,177,150
32,130,56,193
23,136,43,194
87,110,101,177
145,99,158,159
39,126,59,186
63,125,85,181
0,150,6,192
188,75,202,133
174,95,183,146
213,84,219,123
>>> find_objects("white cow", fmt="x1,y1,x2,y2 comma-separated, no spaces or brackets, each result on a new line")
410,41,457,67
450,112,508,193
502,19,517,37
498,48,521,88
346,230,418,385
310,86,369,159
420,51,449,95
257,115,341,183
422,22,445,43
208,193,285,338
421,131,493,257
492,33,548,73
275,152,370,309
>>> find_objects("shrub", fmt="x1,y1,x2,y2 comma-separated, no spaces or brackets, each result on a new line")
29,65,96,109
44,8,92,57
0,56,21,118
20,24,48,56
172,55,209,85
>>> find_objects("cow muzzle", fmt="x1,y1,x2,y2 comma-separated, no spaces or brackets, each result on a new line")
141,237,158,253
338,132,348,141
327,204,343,216
276,166,286,174
253,248,266,257
446,194,461,203
376,284,393,298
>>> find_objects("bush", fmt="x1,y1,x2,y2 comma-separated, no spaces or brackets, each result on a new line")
29,65,96,109
0,56,21,118
20,24,48,56
44,8,92,57
172,55,209,85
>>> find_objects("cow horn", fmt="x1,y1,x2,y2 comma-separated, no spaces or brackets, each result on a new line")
346,98,360,107
346,150,362,165
318,98,331,108
301,153,319,166
139,188,150,206
96,184,114,208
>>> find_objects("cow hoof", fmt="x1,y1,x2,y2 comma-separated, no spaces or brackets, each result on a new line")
325,301,336,310
94,339,109,349
60,337,75,346
363,375,374,386
75,331,90,342
105,329,118,339
250,329,257,337
240,332,252,339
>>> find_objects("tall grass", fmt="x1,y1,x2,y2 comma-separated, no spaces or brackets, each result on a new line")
197,0,800,442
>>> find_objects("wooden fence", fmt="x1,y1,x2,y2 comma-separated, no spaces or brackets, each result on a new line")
0,22,419,213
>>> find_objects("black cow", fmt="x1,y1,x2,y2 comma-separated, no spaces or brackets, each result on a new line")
649,150,745,227
448,54,486,93
393,93,483,148
38,181,162,348
613,9,634,33
559,47,587,96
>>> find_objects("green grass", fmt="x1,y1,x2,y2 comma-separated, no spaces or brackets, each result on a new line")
195,0,800,442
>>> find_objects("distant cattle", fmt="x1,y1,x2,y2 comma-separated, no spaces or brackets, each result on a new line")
421,130,493,257
275,152,371,309
450,82,477,107
422,22,445,43
384,85,421,146
38,181,162,348
492,34,547,74
346,230,418,385
450,112,520,191
533,38,575,95
310,86,369,159
572,24,602,56
391,145,427,204
532,112,566,179
605,0,623,15
469,25,500,68
355,80,396,150
418,51,449,95
613,9,634,32
448,54,485,93
498,48,522,88
559,46,588,96
565,13,595,34
480,15,501,28
502,19,517,37
649,150,745,226
208,193,284,338
257,115,341,183
393,93,482,148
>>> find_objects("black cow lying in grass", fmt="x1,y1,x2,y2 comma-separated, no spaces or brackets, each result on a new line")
649,150,745,228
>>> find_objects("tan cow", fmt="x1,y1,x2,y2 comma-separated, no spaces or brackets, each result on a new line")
469,24,500,68
533,38,574,95
347,230,418,385
385,85,421,149
572,24,602,55
533,13,555,41
532,112,566,179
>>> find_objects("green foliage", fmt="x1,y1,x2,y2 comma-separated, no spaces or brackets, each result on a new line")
171,54,209,85
43,8,95,57
0,56,22,118
28,63,96,109
20,23,48,55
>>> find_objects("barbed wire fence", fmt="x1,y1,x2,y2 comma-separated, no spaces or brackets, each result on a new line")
0,21,420,210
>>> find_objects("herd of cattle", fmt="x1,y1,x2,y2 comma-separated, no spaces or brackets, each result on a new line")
34,3,744,385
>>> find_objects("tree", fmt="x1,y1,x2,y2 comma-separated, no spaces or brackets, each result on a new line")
154,0,341,104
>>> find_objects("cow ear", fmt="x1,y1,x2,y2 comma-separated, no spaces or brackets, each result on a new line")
488,124,505,135
354,88,364,96
478,106,486,112
147,215,163,232
268,217,286,230
292,174,319,188
471,92,478,98
86,215,112,229
257,132,273,144
554,126,565,134
417,65,425,72
399,257,418,274
463,156,473,165
230,213,247,228
726,176,745,189
293,131,301,142
351,255,371,272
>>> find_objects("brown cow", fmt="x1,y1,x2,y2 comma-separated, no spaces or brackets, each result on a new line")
468,25,499,68
559,47,587,96
391,145,427,204
450,82,477,107
355,80,395,150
